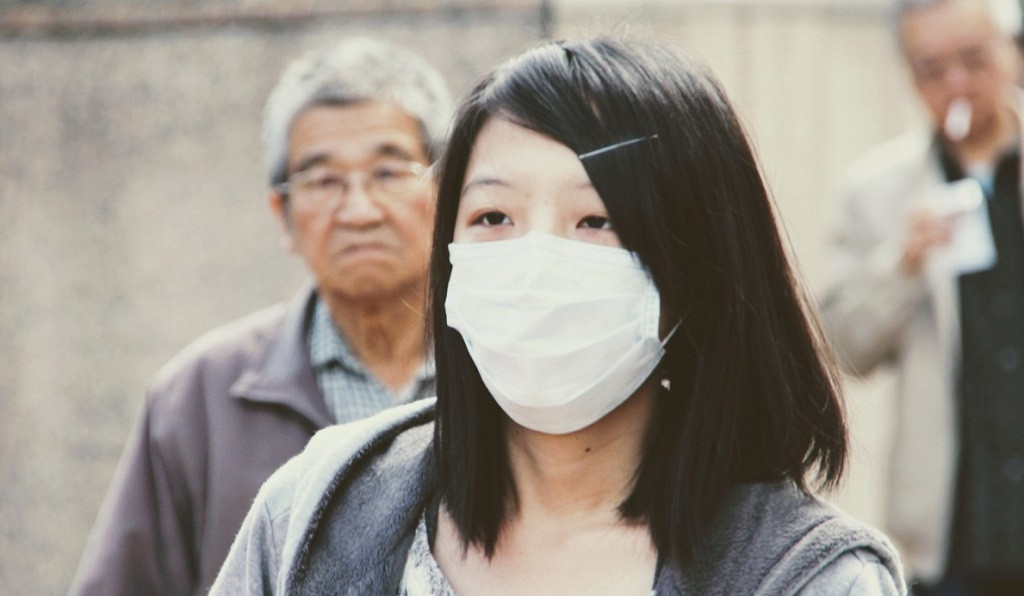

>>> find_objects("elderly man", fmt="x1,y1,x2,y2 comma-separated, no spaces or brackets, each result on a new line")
822,0,1024,593
69,38,451,595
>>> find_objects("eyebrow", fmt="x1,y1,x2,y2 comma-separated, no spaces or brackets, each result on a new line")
291,152,331,175
289,143,421,175
961,45,986,58
460,175,595,197
461,176,510,196
913,43,988,66
376,143,419,161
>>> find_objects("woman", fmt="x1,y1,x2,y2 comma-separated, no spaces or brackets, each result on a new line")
212,38,905,594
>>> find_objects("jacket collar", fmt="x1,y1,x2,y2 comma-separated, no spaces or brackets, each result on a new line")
229,284,333,429
284,400,438,593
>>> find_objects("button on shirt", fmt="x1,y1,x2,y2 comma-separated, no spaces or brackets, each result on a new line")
308,298,436,424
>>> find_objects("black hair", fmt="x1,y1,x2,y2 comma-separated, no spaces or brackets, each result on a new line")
429,37,847,569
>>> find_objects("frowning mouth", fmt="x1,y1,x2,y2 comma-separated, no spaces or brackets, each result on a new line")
337,242,394,258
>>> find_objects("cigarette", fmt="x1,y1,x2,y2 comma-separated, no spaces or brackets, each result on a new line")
944,97,972,141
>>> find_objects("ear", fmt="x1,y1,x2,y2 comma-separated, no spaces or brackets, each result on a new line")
269,191,297,253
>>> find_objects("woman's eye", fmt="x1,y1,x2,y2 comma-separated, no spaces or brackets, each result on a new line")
472,211,511,226
579,215,612,230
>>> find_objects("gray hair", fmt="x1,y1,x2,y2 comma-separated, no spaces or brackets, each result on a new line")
893,0,1024,49
262,37,453,185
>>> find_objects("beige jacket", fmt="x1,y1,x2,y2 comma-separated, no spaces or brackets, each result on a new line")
820,125,1014,581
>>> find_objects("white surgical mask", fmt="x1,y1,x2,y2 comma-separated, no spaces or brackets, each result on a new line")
445,232,673,434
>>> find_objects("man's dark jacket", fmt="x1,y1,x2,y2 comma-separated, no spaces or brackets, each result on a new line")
70,287,333,595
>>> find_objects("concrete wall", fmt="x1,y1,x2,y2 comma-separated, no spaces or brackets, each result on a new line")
0,2,546,592
1,1,921,593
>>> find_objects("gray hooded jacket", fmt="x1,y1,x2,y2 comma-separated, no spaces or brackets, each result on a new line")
211,399,905,595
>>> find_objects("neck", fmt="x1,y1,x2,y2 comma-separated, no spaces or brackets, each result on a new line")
319,285,427,392
505,383,655,523
949,104,1019,167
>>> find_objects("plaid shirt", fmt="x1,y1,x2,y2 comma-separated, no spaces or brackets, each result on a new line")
308,298,435,424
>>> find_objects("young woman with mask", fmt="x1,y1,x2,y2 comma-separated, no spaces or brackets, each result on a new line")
212,38,905,595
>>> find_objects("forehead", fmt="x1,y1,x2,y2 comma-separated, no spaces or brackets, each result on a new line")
464,118,590,185
901,0,1004,57
287,101,426,165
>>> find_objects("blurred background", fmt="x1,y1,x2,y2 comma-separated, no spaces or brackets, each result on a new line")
0,0,920,592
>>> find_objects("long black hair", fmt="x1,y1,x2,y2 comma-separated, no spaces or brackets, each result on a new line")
429,37,847,569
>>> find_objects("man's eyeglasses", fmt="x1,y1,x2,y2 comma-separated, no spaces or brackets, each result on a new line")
909,42,996,86
275,160,429,208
